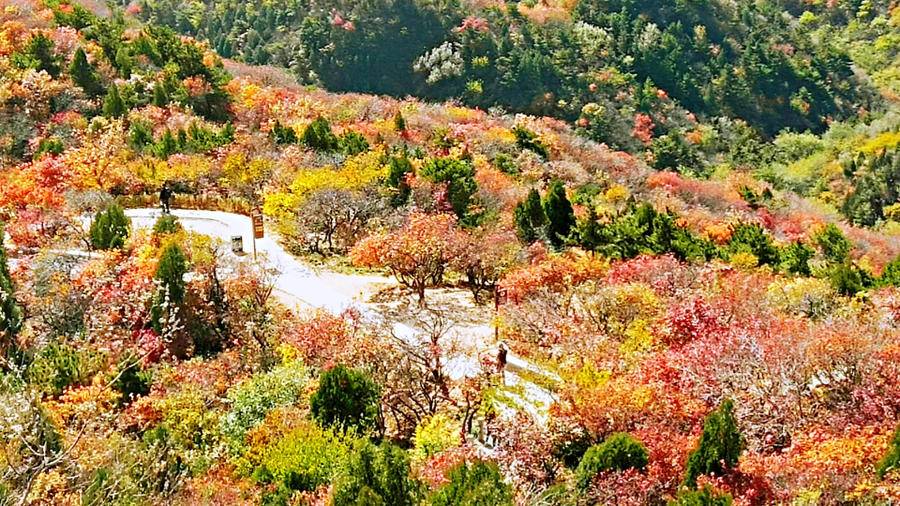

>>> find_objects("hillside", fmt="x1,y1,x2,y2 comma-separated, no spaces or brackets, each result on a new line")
0,0,899,504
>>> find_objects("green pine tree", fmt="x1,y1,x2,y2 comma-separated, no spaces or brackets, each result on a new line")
156,129,178,158
69,48,103,98
543,180,575,248
152,83,170,107
150,243,188,333
0,223,23,355
89,204,130,250
878,424,900,479
420,157,478,221
18,33,60,77
102,85,126,118
429,460,513,506
301,117,340,152
310,365,381,432
331,440,420,506
514,188,546,243
683,399,743,488
393,111,406,132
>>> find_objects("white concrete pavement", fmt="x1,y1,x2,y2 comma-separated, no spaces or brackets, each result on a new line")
125,208,558,420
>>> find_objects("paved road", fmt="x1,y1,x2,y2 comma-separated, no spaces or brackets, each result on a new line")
125,209,558,418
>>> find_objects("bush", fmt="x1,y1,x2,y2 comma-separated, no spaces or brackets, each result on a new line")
331,440,421,506
102,84,127,118
252,420,349,492
341,131,370,155
429,460,513,506
670,486,733,505
111,353,152,406
220,360,308,453
727,223,779,267
514,189,546,244
683,399,743,488
512,125,549,159
153,214,181,236
301,117,340,152
880,255,900,287
779,241,814,276
814,223,852,264
27,342,103,396
878,424,900,479
413,413,461,460
150,243,188,333
311,365,380,432
420,157,477,221
270,120,297,145
543,180,575,248
829,262,870,296
575,433,649,490
90,204,130,250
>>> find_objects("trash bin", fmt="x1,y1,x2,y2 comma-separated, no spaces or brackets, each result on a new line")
231,235,244,254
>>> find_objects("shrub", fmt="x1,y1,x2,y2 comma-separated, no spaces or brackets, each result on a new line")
880,255,900,287
779,241,814,276
153,214,182,236
27,342,103,396
670,486,733,505
111,353,152,406
301,117,340,152
814,223,852,264
765,277,836,319
150,243,188,333
310,365,380,432
331,440,421,506
420,157,477,221
413,413,461,460
69,47,103,97
220,360,308,453
575,433,648,490
878,424,900,479
512,125,549,159
514,189,546,244
252,420,349,492
90,204,130,250
727,223,779,267
102,85,126,118
543,180,575,248
387,155,413,206
270,120,297,145
341,131,370,155
683,399,743,488
429,460,513,506
829,262,869,296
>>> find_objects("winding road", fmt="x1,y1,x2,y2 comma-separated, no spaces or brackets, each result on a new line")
125,208,558,419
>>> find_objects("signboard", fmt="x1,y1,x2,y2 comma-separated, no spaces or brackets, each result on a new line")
251,211,264,239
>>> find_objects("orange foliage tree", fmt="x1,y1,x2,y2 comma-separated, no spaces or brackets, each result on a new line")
351,212,465,305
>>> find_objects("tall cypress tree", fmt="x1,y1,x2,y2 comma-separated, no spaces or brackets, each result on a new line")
69,48,104,98
89,204,130,250
151,243,187,333
683,399,743,488
0,223,23,356
543,180,575,248
514,188,546,243
21,33,60,77
102,85,126,118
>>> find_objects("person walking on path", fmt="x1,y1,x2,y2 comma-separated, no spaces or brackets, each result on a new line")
159,182,172,214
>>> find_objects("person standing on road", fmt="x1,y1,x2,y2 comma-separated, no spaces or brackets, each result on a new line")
497,342,508,384
160,182,172,214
